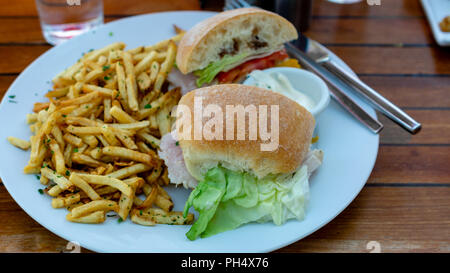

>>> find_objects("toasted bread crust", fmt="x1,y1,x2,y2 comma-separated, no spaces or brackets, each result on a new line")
177,84,314,180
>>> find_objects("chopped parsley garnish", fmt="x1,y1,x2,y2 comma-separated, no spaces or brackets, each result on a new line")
102,65,110,71
104,75,111,80
38,189,44,194
175,141,179,146
73,148,79,153
109,32,114,37
144,104,152,109
8,100,17,103
36,175,40,180
118,218,123,223
65,170,70,176
8,95,15,99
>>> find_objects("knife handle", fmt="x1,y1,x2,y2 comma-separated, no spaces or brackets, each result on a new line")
323,61,421,134
285,43,383,134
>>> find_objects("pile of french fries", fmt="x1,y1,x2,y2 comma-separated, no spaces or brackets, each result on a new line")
7,30,194,226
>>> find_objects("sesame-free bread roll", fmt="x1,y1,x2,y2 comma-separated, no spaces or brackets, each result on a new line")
177,84,314,180
176,8,298,74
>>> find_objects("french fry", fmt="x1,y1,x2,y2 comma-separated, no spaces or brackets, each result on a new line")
41,167,73,191
102,146,154,165
103,98,112,122
70,200,118,218
82,84,115,97
137,184,158,209
7,137,31,150
140,208,194,225
126,74,139,111
63,133,83,147
72,153,105,168
137,72,151,91
66,210,106,224
51,193,81,209
134,51,157,75
107,163,151,180
75,174,132,196
137,131,160,148
69,173,101,201
49,141,66,174
130,211,155,226
109,105,137,123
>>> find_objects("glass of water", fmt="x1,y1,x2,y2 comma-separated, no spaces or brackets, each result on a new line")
35,0,103,45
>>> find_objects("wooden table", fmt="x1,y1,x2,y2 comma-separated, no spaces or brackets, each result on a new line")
0,0,448,253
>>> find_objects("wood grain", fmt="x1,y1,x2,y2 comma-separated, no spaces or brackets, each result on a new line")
1,184,448,252
277,187,450,253
312,0,424,17
305,17,433,45
327,46,450,75
0,0,200,16
369,146,450,184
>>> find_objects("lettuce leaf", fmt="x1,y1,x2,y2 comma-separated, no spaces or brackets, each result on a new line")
183,165,309,240
194,53,248,87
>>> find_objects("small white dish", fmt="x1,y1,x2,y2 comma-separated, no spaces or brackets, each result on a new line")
421,0,450,46
243,67,330,117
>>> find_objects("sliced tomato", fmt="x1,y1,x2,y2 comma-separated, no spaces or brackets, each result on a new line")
217,49,289,83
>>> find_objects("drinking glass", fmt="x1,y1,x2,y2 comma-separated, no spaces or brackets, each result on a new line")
35,0,103,45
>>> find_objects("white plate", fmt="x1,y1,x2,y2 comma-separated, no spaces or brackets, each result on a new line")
0,11,379,253
421,0,450,46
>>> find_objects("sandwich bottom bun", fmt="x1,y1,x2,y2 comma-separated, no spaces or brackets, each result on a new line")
176,84,315,180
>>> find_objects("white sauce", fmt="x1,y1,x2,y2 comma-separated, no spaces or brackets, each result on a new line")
247,70,315,112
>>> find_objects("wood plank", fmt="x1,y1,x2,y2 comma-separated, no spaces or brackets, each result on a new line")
0,75,16,95
1,185,447,252
327,46,450,75
0,0,200,16
305,17,432,44
360,76,450,108
312,0,424,17
379,110,450,145
278,187,450,253
0,45,50,74
0,17,119,44
368,146,450,184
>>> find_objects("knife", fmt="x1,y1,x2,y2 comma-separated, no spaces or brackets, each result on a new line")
285,42,384,134
293,36,421,134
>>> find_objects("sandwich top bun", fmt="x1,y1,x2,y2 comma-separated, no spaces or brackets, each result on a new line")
177,84,314,181
176,8,298,75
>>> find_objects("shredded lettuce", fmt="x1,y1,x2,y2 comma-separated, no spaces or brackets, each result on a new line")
183,165,309,240
194,53,249,87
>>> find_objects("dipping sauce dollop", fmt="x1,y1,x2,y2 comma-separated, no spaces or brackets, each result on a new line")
246,70,315,112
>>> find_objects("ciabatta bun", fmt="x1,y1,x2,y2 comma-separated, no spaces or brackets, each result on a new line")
176,8,298,74
177,84,314,180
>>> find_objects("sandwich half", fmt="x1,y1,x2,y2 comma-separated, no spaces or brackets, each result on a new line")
158,84,323,240
169,8,299,93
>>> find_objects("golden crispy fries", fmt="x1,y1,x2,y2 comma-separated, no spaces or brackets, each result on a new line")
75,174,132,196
130,211,156,226
140,208,194,225
51,193,81,209
13,38,184,227
7,136,31,150
41,167,73,191
102,146,154,166
109,105,137,123
66,210,106,224
49,141,66,174
69,173,101,201
126,74,139,111
107,163,151,180
70,200,118,218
